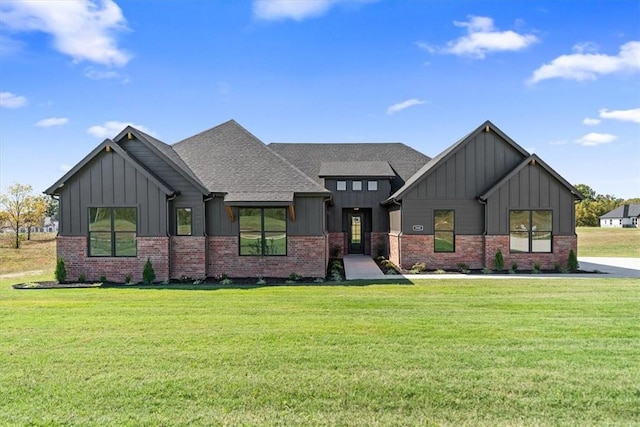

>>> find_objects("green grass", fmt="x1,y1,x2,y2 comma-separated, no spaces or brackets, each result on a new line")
1,276,639,426
577,227,640,257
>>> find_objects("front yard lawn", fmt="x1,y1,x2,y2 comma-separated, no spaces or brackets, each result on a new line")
1,277,638,426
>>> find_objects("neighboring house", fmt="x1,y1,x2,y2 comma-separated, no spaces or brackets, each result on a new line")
599,204,640,228
46,120,583,282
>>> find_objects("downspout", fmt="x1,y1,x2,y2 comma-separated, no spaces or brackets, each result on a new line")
478,197,488,268
166,193,178,280
203,193,214,278
323,196,332,270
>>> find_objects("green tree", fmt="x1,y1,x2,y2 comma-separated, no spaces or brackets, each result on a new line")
0,183,33,249
574,183,627,227
574,183,595,200
46,197,59,220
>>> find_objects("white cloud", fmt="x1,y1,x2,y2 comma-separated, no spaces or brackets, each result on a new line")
36,117,69,127
0,0,131,67
420,16,538,59
572,42,599,54
0,91,27,108
252,0,374,21
84,67,122,80
599,107,640,124
386,98,425,115
87,121,155,139
575,132,617,147
582,118,601,126
529,41,640,84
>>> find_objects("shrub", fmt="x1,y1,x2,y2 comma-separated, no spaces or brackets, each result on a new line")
568,249,579,273
330,260,344,272
54,258,67,284
493,249,504,271
533,261,542,274
125,273,133,284
314,277,324,283
554,262,562,272
331,271,343,281
482,267,493,274
98,274,107,283
219,277,233,285
457,263,470,274
142,258,156,285
78,273,86,283
256,277,266,285
434,269,446,274
510,261,518,273
288,272,303,282
410,262,427,274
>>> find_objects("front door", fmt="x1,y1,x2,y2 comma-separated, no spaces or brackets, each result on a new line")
348,213,363,254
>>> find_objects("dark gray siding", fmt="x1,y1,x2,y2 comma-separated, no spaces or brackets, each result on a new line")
325,178,390,232
120,138,205,235
486,163,576,235
205,196,325,236
401,130,526,234
402,199,484,234
58,151,167,236
389,206,401,232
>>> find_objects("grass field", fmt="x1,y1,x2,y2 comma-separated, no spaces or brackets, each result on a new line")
0,232,57,276
1,277,639,426
577,227,640,257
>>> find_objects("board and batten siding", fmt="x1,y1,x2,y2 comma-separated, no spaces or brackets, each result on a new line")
485,163,577,235
120,138,206,236
58,151,167,236
325,178,390,232
401,130,526,234
205,196,325,236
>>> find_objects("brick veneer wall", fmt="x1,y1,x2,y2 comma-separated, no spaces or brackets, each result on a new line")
484,235,577,270
370,232,388,258
208,235,327,278
56,236,169,283
170,236,207,280
398,234,484,270
328,232,346,258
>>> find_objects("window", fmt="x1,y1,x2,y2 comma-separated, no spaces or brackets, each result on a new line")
352,181,362,191
434,210,454,252
367,180,378,191
176,207,192,236
239,208,287,256
89,207,137,257
510,210,552,253
336,181,346,191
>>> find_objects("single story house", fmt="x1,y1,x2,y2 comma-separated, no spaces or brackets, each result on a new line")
599,204,640,228
46,120,583,282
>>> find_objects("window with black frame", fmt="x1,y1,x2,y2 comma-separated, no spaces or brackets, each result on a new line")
434,210,454,252
239,208,287,256
89,207,137,256
176,207,192,236
509,210,552,253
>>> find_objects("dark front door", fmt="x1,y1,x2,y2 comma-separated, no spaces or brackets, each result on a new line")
348,213,363,254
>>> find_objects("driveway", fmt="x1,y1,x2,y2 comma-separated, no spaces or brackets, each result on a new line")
578,257,640,278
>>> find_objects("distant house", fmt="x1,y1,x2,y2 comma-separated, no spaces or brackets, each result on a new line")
599,204,640,228
46,120,583,282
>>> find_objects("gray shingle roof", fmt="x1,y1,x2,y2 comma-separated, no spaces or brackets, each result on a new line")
318,161,395,177
172,120,329,201
600,204,640,219
268,142,430,193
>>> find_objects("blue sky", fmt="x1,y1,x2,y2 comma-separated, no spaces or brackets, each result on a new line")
1,0,639,199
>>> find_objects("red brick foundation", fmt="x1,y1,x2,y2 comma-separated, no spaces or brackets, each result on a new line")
397,234,484,270
208,235,327,278
56,236,169,283
484,234,577,270
170,236,207,280
328,232,346,258
370,232,388,258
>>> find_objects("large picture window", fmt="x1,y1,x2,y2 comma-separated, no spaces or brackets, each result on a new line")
176,207,192,236
510,210,552,253
89,207,137,257
239,208,287,256
434,210,454,252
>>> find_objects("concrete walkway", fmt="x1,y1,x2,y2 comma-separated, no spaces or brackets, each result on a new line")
342,255,640,280
343,255,386,280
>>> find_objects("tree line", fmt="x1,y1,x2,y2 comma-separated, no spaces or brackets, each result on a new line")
574,183,640,227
